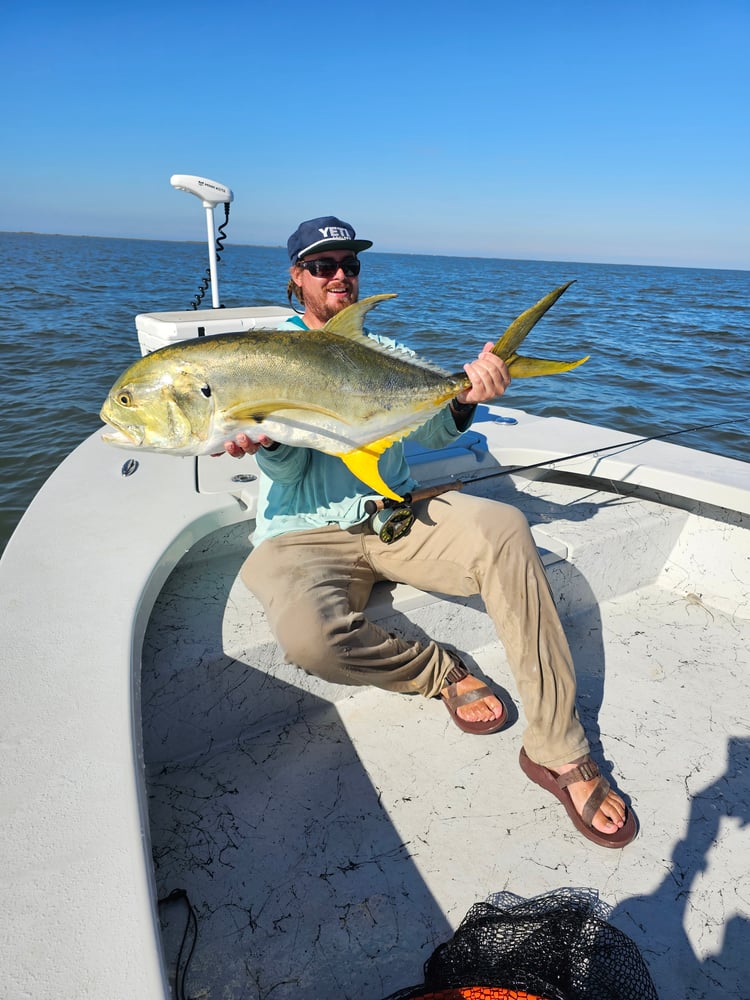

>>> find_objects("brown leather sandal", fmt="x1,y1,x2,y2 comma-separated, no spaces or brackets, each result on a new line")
440,662,507,735
519,747,638,848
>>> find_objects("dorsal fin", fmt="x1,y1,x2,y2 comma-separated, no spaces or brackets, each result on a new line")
322,294,398,341
322,294,453,375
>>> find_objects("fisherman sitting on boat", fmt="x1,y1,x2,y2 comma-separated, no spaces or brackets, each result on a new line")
224,216,637,849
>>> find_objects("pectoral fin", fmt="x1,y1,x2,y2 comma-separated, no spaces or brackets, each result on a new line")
338,436,404,501
225,399,344,423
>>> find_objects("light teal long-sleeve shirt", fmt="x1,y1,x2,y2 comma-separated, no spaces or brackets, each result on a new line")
252,317,474,546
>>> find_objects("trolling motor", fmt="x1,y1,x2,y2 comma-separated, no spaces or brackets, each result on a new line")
170,174,234,308
364,481,464,543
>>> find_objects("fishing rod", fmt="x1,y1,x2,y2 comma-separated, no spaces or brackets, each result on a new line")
465,415,740,485
364,417,739,528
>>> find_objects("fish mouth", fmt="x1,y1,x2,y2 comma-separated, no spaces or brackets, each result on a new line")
99,401,145,446
100,420,144,448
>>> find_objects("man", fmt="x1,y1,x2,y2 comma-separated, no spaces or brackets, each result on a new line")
225,216,636,848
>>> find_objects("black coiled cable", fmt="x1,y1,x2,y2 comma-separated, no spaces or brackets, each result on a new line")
158,888,198,999
191,202,231,310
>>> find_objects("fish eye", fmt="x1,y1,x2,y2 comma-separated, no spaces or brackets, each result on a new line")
117,390,133,407
200,384,211,398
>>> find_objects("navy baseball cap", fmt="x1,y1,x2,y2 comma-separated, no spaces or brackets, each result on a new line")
287,216,373,264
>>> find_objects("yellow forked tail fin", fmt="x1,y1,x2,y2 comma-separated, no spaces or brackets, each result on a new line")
491,282,589,378
506,353,590,377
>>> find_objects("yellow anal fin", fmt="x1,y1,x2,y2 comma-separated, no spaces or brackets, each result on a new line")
507,353,590,377
338,438,404,501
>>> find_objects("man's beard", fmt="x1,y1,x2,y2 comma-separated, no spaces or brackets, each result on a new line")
311,286,357,323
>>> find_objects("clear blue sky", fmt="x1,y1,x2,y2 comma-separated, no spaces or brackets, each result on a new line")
3,0,748,269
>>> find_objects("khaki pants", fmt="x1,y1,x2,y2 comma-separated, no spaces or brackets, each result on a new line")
241,491,588,767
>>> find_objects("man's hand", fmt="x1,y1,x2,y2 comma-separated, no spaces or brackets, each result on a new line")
457,342,511,405
214,433,275,458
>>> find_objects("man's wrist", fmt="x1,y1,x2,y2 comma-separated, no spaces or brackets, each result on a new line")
449,397,476,417
449,397,476,430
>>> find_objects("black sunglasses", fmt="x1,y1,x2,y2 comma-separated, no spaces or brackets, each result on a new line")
298,257,361,278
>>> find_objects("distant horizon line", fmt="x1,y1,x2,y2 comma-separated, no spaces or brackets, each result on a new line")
1,229,747,274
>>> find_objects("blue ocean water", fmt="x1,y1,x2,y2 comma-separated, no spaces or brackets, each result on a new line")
1,231,748,555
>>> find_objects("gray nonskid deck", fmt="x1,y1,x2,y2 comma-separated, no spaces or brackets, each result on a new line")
143,477,750,999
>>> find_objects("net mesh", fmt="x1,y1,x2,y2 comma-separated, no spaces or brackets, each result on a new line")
385,888,658,1000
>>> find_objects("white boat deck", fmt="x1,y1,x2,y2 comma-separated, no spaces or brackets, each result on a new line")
144,462,750,999
2,403,749,1000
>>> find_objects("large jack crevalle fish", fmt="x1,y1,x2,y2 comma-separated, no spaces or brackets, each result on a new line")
100,281,587,500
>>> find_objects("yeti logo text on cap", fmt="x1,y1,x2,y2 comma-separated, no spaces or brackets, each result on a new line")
319,225,353,240
288,216,373,263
